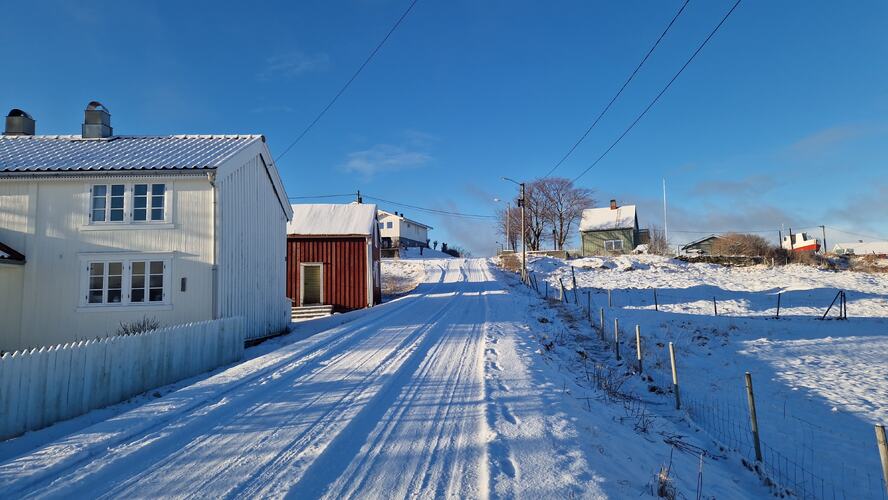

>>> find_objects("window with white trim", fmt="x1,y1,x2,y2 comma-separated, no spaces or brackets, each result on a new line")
386,221,393,229
604,239,624,252
133,183,166,222
82,258,169,306
89,183,168,224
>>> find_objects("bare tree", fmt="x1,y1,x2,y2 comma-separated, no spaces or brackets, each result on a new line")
647,226,670,255
495,205,521,251
524,181,549,251
536,177,595,250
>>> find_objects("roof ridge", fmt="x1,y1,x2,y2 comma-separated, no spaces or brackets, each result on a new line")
0,134,264,140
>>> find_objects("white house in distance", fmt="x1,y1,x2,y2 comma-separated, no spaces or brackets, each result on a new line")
833,241,888,256
0,103,293,351
377,209,432,249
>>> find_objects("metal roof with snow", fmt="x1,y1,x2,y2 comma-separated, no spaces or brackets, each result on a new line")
0,135,263,172
580,205,637,232
833,241,888,255
287,203,379,237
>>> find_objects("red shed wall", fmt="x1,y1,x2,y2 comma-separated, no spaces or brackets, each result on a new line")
286,236,370,311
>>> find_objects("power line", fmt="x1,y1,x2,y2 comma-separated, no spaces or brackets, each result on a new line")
363,195,496,219
274,0,421,163
571,0,742,184
286,192,496,219
825,226,888,241
287,193,355,200
544,0,691,178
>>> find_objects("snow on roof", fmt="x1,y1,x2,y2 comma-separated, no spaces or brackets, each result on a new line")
0,135,263,172
833,241,888,255
287,203,378,236
580,205,637,232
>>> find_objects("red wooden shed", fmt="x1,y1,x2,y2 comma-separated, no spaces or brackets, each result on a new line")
286,203,381,314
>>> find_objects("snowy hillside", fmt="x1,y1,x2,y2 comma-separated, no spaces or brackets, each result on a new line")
515,254,888,498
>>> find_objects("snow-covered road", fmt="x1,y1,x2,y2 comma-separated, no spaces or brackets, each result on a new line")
0,259,606,498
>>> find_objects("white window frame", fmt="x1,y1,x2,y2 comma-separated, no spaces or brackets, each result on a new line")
78,253,173,311
604,239,624,252
83,182,174,230
299,262,324,306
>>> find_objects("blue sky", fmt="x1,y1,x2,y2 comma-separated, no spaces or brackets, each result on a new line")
3,0,887,255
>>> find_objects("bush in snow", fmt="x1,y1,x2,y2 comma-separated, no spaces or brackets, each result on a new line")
115,316,160,336
711,233,772,257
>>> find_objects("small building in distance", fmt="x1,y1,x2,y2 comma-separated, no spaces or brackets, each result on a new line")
833,241,888,256
286,204,381,318
378,209,432,249
579,199,648,255
680,235,723,256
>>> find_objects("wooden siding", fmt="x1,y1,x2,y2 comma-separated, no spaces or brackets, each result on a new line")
581,228,636,256
217,152,289,340
286,237,372,312
0,176,215,351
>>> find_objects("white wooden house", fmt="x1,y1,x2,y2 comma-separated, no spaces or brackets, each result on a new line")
377,209,432,249
0,104,292,351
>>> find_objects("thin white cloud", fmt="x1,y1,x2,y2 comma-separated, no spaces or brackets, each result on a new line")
342,144,431,177
259,51,330,80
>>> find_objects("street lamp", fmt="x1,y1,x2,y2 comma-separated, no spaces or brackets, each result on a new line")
502,177,526,282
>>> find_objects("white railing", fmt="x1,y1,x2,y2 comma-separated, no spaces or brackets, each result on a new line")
0,317,244,440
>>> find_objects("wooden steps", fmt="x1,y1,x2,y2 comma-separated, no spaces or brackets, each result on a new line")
291,304,334,322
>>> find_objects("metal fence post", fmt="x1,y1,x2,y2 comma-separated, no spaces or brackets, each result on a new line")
635,325,643,374
608,289,613,308
745,372,763,462
669,342,680,410
654,288,659,312
876,424,888,496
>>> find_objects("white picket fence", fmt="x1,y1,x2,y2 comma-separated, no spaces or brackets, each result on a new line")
0,317,245,440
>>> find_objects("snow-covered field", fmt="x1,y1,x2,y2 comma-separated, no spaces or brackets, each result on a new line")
521,254,888,498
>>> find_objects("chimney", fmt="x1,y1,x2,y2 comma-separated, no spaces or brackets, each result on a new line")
610,199,617,210
82,101,112,139
4,109,35,136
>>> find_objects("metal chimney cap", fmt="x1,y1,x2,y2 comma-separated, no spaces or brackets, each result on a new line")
7,108,33,119
85,101,110,113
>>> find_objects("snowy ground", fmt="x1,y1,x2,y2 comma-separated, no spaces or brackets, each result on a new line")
0,258,771,499
522,254,888,499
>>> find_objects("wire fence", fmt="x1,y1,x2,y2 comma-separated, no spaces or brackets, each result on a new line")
517,269,888,500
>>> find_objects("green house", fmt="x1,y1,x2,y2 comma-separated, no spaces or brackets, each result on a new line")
580,200,648,255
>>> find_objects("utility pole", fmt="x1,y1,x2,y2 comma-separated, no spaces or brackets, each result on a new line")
503,177,527,280
819,225,827,254
663,178,668,244
521,182,526,280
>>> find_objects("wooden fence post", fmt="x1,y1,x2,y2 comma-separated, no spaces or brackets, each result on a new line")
571,266,579,304
608,289,613,308
599,308,605,340
654,288,659,312
713,297,718,316
669,342,680,410
545,281,548,299
613,318,621,361
585,291,591,320
559,278,567,303
775,292,781,319
635,325,643,373
745,372,763,462
876,424,888,496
